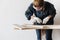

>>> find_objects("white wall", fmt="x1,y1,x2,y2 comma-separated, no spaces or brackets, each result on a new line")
0,0,60,40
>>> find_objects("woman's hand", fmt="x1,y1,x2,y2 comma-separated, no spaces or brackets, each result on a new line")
43,15,52,24
31,15,42,24
34,17,42,23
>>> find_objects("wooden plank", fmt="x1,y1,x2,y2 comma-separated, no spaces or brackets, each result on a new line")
13,24,60,30
13,24,60,40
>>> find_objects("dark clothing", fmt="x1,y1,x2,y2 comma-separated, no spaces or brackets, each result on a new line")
36,29,52,40
25,1,56,40
25,1,56,25
35,23,53,40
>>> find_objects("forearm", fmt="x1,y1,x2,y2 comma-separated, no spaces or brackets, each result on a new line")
48,15,52,19
42,15,52,24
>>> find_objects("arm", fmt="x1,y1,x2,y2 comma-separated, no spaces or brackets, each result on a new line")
49,5,56,19
43,4,56,24
25,4,33,20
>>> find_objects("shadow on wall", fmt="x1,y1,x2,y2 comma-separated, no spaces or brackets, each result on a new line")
54,10,60,25
52,29,60,40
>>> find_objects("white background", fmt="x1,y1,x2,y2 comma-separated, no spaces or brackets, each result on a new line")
0,0,60,40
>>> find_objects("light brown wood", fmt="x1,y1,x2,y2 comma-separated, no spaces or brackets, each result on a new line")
14,24,60,40
14,24,60,30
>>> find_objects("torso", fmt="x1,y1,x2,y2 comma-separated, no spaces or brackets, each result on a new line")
32,1,51,20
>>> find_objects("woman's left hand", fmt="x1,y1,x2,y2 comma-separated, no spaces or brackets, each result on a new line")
43,15,52,24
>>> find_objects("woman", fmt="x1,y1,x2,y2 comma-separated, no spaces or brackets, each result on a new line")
25,0,56,40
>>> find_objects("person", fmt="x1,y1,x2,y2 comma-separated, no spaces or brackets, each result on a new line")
25,0,56,40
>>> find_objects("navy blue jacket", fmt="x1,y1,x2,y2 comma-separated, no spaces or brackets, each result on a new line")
25,1,56,25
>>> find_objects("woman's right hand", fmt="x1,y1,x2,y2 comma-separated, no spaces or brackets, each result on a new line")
31,16,42,24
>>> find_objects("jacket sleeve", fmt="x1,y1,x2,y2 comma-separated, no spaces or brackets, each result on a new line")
25,4,33,20
49,4,56,19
